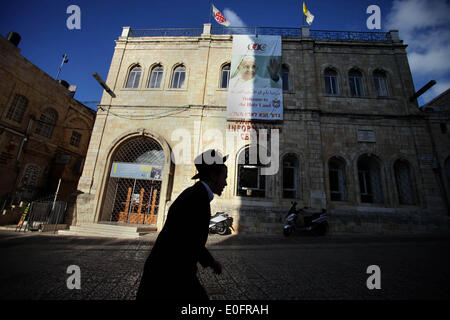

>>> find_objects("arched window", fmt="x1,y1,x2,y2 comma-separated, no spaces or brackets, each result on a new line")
220,64,230,88
171,65,186,88
149,65,164,88
6,94,28,123
237,146,266,198
126,65,142,88
357,155,383,203
282,65,289,91
324,68,338,95
329,157,347,201
349,69,364,96
445,157,450,190
35,108,58,139
282,154,298,198
394,160,416,205
373,70,389,97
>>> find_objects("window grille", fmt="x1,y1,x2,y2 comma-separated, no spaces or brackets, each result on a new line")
70,131,82,147
19,164,41,200
6,94,28,123
35,108,57,139
102,137,165,225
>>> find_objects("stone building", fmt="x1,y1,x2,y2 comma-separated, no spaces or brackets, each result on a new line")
0,33,95,209
420,89,450,212
74,24,449,234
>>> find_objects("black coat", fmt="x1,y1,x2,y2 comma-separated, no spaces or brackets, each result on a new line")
136,181,215,300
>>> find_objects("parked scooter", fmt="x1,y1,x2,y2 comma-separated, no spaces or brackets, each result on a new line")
209,212,234,235
283,202,329,236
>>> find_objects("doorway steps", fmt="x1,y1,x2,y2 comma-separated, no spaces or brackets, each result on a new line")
58,223,156,239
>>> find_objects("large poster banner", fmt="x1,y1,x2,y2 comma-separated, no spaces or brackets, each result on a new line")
227,35,283,121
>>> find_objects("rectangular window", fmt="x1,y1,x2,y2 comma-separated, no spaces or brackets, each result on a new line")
283,166,296,198
374,76,388,96
240,165,259,189
126,71,141,88
238,165,265,197
359,170,373,203
172,68,186,89
350,76,363,96
325,76,338,95
70,131,82,147
221,69,230,89
329,169,341,201
149,69,163,88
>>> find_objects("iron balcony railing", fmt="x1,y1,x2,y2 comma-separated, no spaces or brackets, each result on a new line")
130,28,204,37
129,27,390,42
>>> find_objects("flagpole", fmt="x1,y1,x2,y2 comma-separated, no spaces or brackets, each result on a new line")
209,3,212,24
302,2,305,26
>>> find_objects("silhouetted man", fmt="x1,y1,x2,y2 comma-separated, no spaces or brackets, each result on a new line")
136,149,228,300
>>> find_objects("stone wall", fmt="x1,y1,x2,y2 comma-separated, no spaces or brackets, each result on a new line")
0,35,95,202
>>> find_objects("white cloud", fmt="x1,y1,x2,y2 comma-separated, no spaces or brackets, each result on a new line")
222,8,247,27
386,0,450,31
385,0,450,76
407,44,450,74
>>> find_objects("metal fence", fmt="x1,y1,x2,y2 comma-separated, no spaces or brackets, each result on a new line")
130,28,203,37
101,136,165,225
310,29,389,41
129,27,390,42
16,200,67,233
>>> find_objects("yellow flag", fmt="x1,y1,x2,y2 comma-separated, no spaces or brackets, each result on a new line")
303,2,315,25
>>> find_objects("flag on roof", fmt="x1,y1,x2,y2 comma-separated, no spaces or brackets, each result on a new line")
303,2,315,25
212,4,230,27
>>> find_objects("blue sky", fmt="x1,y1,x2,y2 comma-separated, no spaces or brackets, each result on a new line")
1,0,449,109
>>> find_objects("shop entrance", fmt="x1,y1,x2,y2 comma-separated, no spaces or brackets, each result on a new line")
101,136,165,225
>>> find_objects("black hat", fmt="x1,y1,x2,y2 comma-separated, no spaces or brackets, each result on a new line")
191,149,228,180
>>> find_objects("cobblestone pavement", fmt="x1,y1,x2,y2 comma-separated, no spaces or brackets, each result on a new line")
0,230,449,300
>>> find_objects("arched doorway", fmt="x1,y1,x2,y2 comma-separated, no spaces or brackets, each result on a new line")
101,136,165,225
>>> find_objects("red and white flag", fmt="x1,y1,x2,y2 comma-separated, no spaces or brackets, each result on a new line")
212,4,230,26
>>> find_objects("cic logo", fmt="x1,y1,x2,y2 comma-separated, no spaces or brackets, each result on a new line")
247,43,266,51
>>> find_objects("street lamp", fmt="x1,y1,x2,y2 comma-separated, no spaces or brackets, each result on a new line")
92,72,116,98
409,80,436,102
